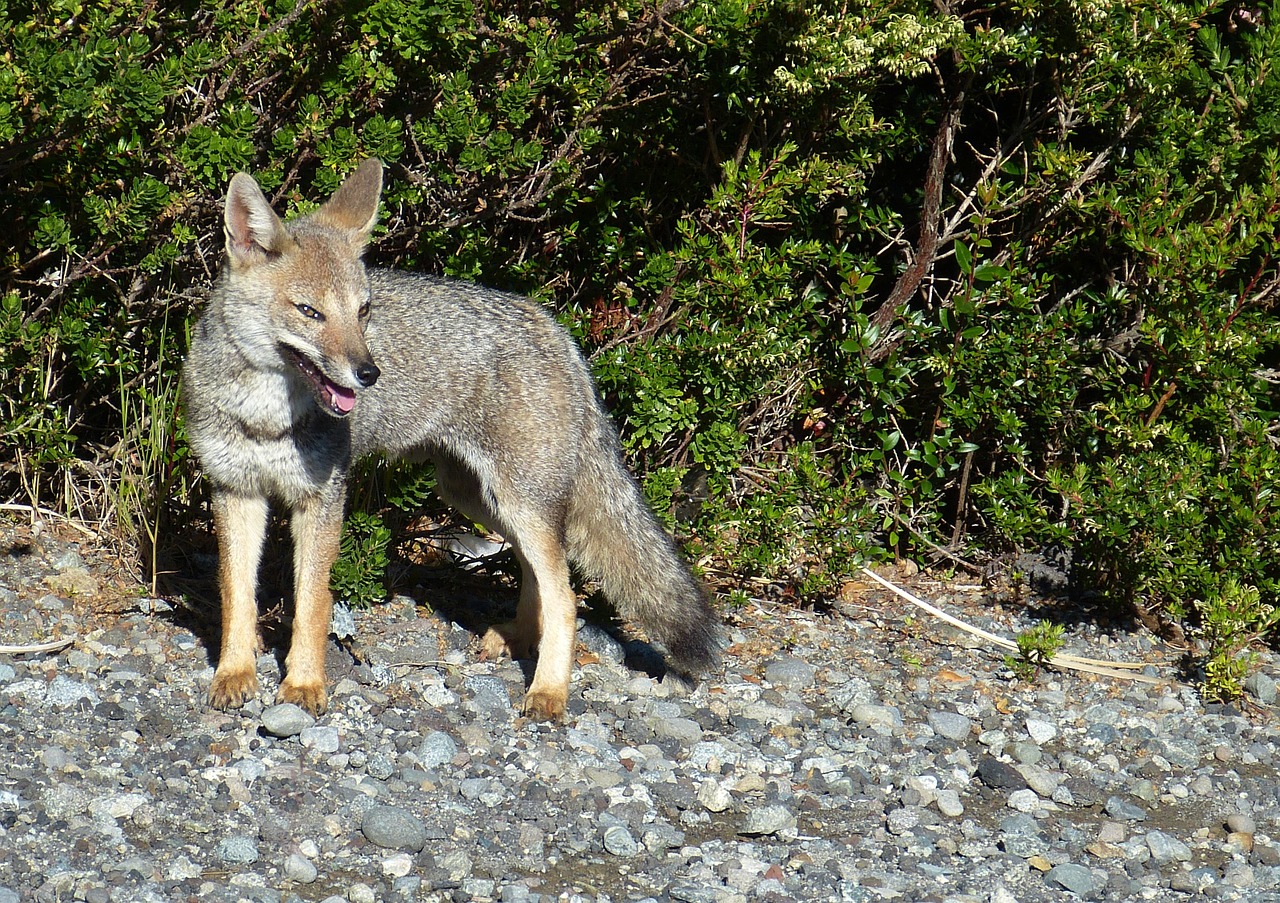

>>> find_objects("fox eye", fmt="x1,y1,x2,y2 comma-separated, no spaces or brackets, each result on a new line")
295,302,324,321
358,302,372,319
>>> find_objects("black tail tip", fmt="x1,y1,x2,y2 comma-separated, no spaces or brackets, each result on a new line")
661,618,725,684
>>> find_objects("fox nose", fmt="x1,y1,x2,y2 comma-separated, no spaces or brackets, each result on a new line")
355,362,380,387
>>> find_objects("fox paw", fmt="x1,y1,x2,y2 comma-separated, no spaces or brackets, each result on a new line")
480,622,538,661
278,677,328,715
208,667,259,710
521,687,567,721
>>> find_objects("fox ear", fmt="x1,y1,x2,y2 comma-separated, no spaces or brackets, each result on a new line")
313,158,383,240
224,172,294,268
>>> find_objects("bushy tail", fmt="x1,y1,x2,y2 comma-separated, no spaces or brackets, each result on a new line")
565,419,722,679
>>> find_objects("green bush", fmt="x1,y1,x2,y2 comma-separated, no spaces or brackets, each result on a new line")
4,0,1280,696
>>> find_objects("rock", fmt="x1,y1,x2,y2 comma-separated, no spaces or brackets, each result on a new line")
976,756,1027,791
1025,718,1057,745
464,676,513,720
696,779,733,813
382,852,415,878
851,703,902,729
1226,812,1256,835
299,725,341,754
216,834,260,864
361,806,428,852
935,789,964,818
261,703,314,738
1104,796,1148,822
416,730,458,769
45,676,99,709
284,853,318,883
602,825,640,857
1145,829,1192,864
763,656,817,689
1243,671,1277,705
927,710,973,741
740,805,797,838
1046,863,1096,896
1007,789,1041,813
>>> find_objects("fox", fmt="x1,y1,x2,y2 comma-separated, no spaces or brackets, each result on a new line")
182,159,721,719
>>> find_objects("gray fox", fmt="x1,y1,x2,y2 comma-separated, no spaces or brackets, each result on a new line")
182,159,720,719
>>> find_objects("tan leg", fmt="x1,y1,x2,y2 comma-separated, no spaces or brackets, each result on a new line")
482,525,577,720
480,559,541,661
208,491,268,709
278,493,344,714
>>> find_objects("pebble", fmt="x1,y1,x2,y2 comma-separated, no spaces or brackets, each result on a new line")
1046,862,1096,896
1025,717,1057,744
216,834,260,864
1226,812,1256,835
602,825,641,857
361,805,427,852
416,730,458,768
1146,829,1193,863
740,805,797,838
1244,671,1277,704
927,709,972,741
3,521,1279,903
300,724,341,754
261,702,314,737
284,853,318,883
763,656,816,689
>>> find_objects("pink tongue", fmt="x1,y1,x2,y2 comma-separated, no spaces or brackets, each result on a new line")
331,384,357,414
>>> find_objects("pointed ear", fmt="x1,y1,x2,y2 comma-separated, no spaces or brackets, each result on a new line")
312,158,383,239
224,172,294,268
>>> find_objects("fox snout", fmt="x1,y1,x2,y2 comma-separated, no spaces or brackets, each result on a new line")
355,360,380,387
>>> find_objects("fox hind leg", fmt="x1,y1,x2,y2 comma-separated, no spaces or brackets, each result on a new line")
480,522,577,720
208,491,269,710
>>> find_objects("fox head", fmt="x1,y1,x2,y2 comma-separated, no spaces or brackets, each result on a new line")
221,159,384,418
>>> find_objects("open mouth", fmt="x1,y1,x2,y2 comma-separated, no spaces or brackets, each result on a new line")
284,347,357,416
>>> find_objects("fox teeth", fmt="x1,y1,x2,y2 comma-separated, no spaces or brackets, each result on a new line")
285,348,356,416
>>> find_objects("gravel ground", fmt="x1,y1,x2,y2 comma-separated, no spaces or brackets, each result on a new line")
2,515,1280,903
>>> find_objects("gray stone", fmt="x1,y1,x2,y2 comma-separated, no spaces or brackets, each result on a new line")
216,834,260,864
976,757,1027,791
284,853,318,884
1244,671,1277,705
1226,812,1256,835
740,804,797,837
261,703,314,738
655,717,703,744
1046,863,1096,896
416,731,458,769
764,656,817,689
1145,829,1192,864
1007,789,1041,813
361,805,427,852
41,784,92,819
1025,718,1057,744
602,825,640,857
0,889,18,903
299,725,340,754
886,806,920,835
927,710,972,741
46,676,99,708
851,703,902,729
1104,796,1148,822
464,676,513,719
935,788,964,817
696,779,732,813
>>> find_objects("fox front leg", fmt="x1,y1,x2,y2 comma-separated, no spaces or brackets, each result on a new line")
208,491,269,710
278,492,344,714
